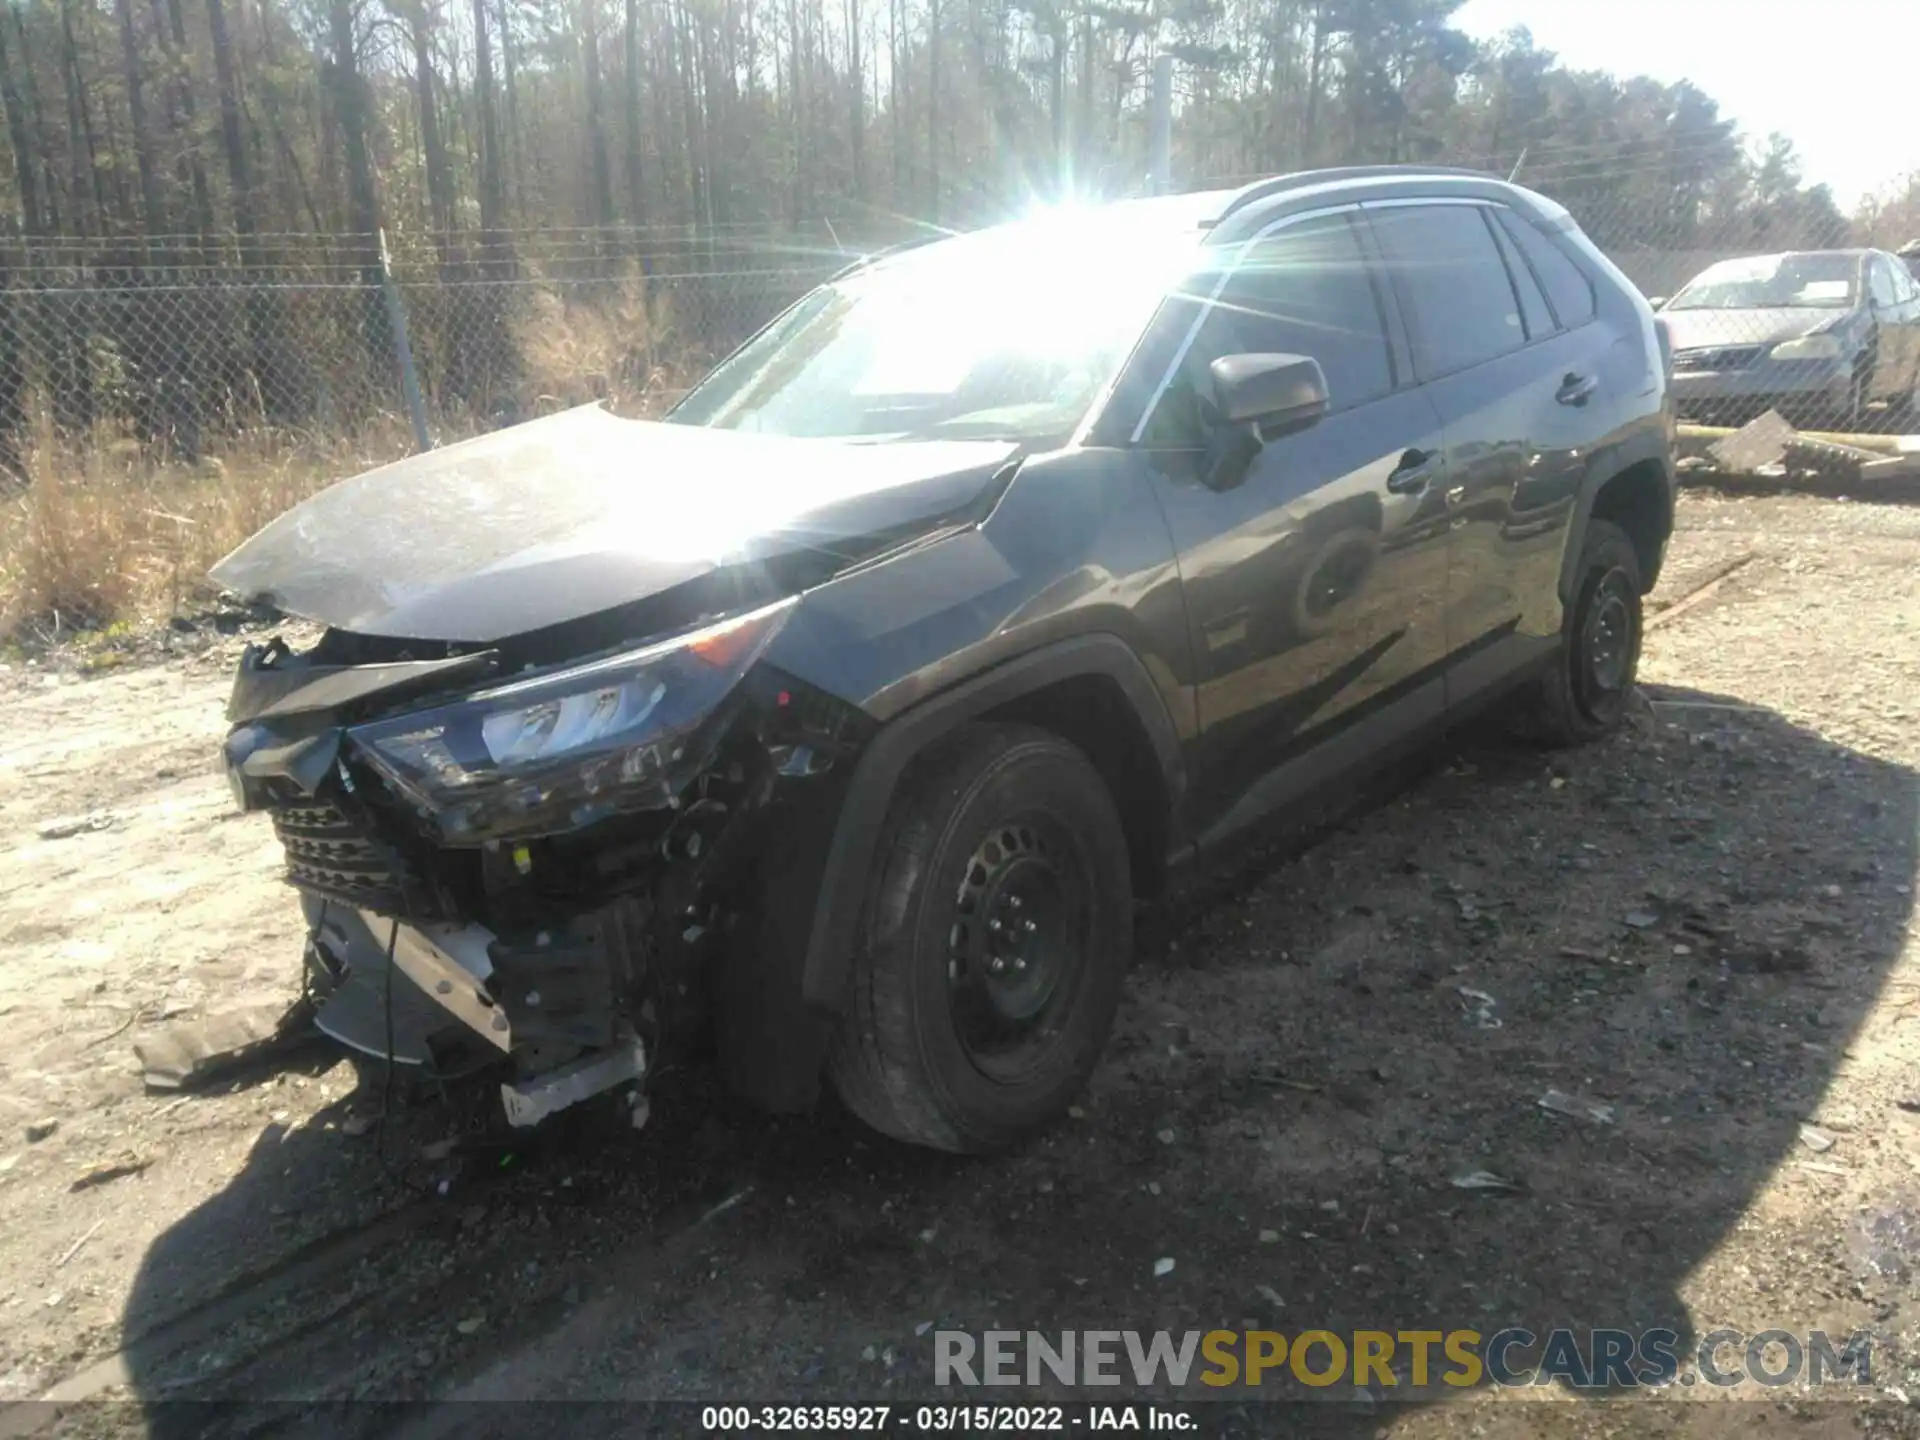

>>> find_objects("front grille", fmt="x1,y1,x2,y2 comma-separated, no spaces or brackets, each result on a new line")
1673,345,1764,373
271,795,439,918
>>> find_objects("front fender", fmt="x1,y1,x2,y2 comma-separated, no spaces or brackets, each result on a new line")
798,632,1185,1012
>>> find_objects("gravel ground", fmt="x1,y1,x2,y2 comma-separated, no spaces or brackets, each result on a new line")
1,490,1918,1438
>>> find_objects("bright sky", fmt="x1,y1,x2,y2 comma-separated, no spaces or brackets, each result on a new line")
1451,0,1918,208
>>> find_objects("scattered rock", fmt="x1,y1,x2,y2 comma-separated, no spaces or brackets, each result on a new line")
69,1156,152,1191
455,1316,485,1335
339,1113,376,1137
1538,1089,1616,1125
1256,1284,1285,1309
24,1118,57,1144
1799,1124,1838,1153
915,1321,934,1337
1156,1128,1176,1145
1451,1170,1522,1193
1152,1257,1175,1278
1259,1229,1279,1243
1623,910,1659,929
36,811,116,840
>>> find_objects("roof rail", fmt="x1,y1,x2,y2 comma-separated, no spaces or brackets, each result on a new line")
826,231,950,282
1214,164,1498,224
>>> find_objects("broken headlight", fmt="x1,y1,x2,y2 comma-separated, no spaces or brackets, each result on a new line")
348,599,795,843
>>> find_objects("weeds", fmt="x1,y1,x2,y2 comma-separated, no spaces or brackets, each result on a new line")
0,281,704,642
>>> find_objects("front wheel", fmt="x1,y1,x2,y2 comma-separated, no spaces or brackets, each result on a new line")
827,723,1132,1153
1508,518,1644,747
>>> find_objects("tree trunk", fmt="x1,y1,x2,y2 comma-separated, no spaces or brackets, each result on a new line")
58,0,105,231
116,0,169,238
845,0,862,200
406,0,457,244
328,0,390,389
581,0,615,231
499,0,522,218
158,0,217,240
471,0,507,252
888,0,901,202
0,15,46,239
926,0,938,221
208,0,294,424
0,24,38,478
623,0,645,225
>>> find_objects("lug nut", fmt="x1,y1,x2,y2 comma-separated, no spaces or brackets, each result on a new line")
989,957,1006,973
1022,919,1038,934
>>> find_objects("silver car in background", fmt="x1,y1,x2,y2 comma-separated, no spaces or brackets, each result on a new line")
1660,249,1920,432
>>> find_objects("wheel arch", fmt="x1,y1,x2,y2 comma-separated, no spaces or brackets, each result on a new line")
1563,440,1674,603
799,633,1187,1014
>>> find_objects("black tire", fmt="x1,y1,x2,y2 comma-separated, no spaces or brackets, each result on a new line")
1288,525,1380,639
827,722,1132,1153
1509,518,1643,747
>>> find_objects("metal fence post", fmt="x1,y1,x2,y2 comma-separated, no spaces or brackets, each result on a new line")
378,228,432,452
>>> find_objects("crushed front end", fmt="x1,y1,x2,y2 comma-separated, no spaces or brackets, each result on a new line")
222,600,871,1128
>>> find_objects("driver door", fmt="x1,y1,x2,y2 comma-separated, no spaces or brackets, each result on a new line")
1129,209,1454,840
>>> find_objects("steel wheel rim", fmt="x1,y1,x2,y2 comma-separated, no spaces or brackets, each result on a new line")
944,812,1093,1083
1580,568,1636,708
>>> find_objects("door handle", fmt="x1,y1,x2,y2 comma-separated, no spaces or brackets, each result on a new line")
1386,449,1437,494
1556,372,1599,406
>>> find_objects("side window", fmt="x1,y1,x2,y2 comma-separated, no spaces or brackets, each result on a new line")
1369,204,1526,376
1495,209,1598,329
1486,210,1555,341
1898,264,1920,304
1869,258,1899,308
1138,214,1394,448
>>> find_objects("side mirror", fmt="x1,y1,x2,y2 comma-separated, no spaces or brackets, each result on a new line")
1209,353,1330,431
1199,353,1329,491
1647,296,1669,311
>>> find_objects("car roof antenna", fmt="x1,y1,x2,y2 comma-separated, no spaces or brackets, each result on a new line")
1508,147,1528,184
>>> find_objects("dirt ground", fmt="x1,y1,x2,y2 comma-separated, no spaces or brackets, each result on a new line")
2,489,1920,1437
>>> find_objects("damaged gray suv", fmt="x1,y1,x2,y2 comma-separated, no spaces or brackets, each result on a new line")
215,167,1675,1153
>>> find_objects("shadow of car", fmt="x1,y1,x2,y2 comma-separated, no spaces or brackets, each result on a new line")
112,684,1917,1435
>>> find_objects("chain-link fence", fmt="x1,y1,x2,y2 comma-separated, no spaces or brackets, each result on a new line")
1,166,1916,490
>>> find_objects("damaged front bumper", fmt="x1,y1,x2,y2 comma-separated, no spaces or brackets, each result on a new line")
224,607,869,1128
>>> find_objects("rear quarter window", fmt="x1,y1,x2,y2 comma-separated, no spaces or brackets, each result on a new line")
1496,209,1598,328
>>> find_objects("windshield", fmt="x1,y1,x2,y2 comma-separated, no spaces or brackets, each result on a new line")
666,210,1205,443
1667,252,1860,311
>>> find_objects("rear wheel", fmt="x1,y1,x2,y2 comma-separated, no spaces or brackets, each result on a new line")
1508,518,1643,747
827,723,1131,1153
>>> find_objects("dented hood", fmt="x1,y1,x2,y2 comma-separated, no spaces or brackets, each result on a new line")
210,405,1017,643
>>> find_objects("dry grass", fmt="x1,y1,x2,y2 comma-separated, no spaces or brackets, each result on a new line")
0,418,419,643
0,279,716,644
511,277,700,418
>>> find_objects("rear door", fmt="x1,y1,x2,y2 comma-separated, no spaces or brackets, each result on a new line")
1127,208,1453,836
1870,254,1920,397
1362,199,1612,704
